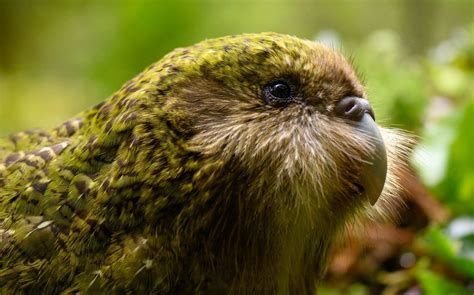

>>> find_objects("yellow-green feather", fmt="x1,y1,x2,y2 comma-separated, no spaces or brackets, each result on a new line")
0,33,397,294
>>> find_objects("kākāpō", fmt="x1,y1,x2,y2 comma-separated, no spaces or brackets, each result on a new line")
0,33,411,294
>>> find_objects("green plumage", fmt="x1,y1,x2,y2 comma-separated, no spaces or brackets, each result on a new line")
0,54,200,292
0,33,404,294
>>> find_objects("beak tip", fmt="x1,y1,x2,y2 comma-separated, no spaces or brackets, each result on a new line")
356,114,388,206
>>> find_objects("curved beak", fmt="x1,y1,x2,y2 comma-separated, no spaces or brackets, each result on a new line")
335,97,387,205
355,113,387,205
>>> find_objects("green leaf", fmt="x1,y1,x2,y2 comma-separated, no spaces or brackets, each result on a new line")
438,100,474,215
417,269,469,295
422,225,474,278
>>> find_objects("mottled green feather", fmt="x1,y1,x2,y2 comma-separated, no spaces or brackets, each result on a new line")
0,33,407,294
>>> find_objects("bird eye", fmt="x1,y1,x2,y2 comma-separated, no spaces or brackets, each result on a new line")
263,80,292,105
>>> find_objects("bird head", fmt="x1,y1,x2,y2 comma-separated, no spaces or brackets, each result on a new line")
98,33,411,234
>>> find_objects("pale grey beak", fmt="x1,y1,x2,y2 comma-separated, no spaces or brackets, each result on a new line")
335,97,388,205
355,113,387,205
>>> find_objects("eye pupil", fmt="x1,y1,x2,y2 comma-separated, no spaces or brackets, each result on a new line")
270,83,290,98
263,80,293,105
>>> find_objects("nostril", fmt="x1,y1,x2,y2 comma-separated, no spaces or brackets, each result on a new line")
335,96,375,122
344,101,357,115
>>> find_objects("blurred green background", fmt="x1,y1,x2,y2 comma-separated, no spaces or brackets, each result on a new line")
0,0,472,133
0,0,473,294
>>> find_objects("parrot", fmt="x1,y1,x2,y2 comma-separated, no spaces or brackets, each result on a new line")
0,33,410,294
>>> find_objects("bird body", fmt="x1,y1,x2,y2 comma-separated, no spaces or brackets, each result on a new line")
0,33,409,294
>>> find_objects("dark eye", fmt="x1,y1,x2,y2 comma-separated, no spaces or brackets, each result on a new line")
263,80,293,105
